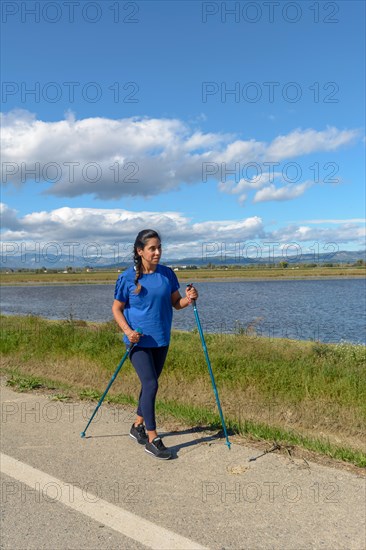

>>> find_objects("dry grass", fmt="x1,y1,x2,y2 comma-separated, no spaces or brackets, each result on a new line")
1,265,365,286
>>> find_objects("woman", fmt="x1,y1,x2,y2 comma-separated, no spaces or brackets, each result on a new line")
112,229,198,460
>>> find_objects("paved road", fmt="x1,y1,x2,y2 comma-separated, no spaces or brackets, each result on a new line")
1,384,365,549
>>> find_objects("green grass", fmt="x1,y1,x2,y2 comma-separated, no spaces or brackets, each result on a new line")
1,314,365,467
167,330,366,408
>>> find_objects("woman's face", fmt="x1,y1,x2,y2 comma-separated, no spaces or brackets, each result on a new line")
138,237,162,265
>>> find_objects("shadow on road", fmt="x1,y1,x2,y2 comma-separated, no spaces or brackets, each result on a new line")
81,426,232,458
160,427,231,458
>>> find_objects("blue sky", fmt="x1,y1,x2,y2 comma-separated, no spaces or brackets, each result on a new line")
1,0,365,264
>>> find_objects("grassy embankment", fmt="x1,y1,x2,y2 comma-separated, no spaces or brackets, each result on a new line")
1,265,365,285
1,315,365,468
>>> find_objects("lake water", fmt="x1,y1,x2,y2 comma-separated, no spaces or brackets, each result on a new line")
1,279,365,345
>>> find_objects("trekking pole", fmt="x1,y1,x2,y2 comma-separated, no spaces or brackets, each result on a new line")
187,284,231,450
80,329,142,438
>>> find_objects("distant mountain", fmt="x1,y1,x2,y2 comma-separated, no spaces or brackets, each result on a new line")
1,250,365,270
173,250,366,266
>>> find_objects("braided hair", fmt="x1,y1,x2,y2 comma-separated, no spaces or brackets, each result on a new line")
133,229,161,294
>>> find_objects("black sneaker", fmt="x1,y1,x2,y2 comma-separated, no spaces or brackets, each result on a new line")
145,437,172,460
129,423,148,445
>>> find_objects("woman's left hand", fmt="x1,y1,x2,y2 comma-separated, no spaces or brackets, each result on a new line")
186,284,198,303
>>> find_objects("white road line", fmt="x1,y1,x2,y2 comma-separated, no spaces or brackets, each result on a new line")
1,453,209,550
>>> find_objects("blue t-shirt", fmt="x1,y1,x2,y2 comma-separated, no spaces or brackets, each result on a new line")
114,264,180,347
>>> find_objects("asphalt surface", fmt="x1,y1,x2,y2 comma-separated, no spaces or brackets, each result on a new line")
1,384,365,550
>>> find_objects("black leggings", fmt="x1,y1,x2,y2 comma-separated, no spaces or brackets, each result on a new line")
129,346,169,431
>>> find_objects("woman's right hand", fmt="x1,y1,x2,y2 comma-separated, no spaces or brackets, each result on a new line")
126,329,142,344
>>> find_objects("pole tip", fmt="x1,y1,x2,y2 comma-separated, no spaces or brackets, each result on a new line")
80,432,85,438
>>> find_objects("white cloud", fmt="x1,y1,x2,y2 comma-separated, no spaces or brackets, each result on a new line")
0,204,265,253
271,222,366,245
218,171,286,205
1,111,360,204
266,126,359,160
0,203,20,230
219,171,283,194
1,205,364,264
298,218,366,224
215,139,266,164
253,181,313,202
